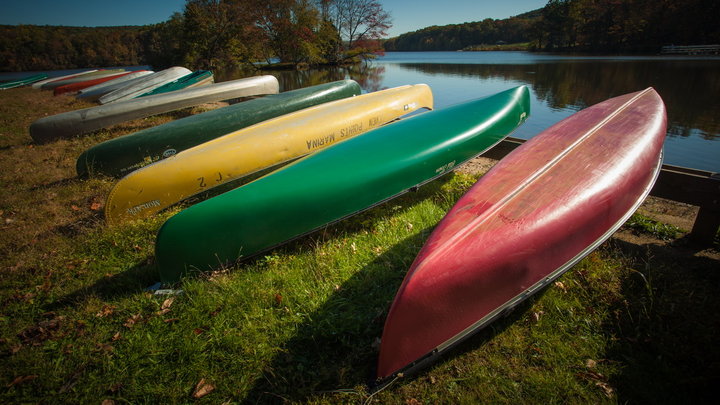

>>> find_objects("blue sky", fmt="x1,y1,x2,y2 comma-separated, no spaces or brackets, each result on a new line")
0,0,548,37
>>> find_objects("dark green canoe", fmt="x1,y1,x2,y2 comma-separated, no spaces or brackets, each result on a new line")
76,80,362,178
155,86,531,284
138,70,213,97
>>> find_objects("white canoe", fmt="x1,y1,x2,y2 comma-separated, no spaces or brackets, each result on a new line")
77,70,154,100
40,70,127,90
98,67,191,104
31,70,98,89
30,75,280,143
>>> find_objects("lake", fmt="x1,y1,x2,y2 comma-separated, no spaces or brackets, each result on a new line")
220,51,720,172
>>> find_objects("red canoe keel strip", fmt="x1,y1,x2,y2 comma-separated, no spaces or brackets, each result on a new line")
377,88,667,380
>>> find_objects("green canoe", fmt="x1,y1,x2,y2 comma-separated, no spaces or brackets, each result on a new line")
138,70,213,97
0,74,48,90
155,85,531,284
77,80,362,178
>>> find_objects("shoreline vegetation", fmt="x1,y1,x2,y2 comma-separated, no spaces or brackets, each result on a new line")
0,85,718,403
3,0,719,74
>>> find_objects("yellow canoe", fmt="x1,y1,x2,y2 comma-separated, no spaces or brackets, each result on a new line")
105,84,434,225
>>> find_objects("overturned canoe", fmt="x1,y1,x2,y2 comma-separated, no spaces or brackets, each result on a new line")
377,88,666,380
0,74,48,90
153,85,530,284
105,84,435,226
40,69,126,90
53,71,137,96
98,67,191,104
77,80,362,178
30,75,280,144
139,70,214,97
76,70,154,101
31,70,98,89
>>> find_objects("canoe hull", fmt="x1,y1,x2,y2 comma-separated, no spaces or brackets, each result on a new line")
40,69,126,90
77,80,362,178
138,70,214,97
77,71,154,100
104,84,435,225
98,67,191,104
376,88,667,379
154,86,530,284
30,75,280,144
0,74,48,89
31,70,98,89
53,71,137,96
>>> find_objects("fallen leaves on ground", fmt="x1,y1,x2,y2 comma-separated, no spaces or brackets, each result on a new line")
192,378,215,399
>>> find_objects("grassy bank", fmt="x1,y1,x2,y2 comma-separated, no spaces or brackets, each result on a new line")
1,87,718,403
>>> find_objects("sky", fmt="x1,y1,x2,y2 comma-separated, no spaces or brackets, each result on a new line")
0,0,548,37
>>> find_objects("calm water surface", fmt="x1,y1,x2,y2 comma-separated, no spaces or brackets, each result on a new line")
223,51,719,172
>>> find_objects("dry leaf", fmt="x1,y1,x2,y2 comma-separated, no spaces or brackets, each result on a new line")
101,400,115,405
596,381,615,397
163,318,179,323
192,378,215,399
586,359,597,368
161,297,175,310
123,314,141,328
111,332,122,342
71,205,80,211
274,294,283,305
554,281,568,291
96,305,116,318
90,202,103,211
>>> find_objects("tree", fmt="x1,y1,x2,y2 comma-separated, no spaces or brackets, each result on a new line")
326,0,392,60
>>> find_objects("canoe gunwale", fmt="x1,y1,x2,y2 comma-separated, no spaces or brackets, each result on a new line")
376,144,665,385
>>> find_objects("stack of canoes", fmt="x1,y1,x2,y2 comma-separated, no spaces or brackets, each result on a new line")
104,82,435,224
138,70,214,97
40,69,127,90
31,70,99,89
98,67,192,104
77,70,155,101
77,80,364,178
30,75,281,143
18,70,668,383
53,71,143,96
0,74,48,90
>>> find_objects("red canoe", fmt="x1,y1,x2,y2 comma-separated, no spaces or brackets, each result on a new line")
53,71,141,96
377,88,667,379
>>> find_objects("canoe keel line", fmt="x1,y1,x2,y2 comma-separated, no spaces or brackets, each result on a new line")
376,88,667,381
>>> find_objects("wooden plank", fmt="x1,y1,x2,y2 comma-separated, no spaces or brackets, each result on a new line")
479,137,720,245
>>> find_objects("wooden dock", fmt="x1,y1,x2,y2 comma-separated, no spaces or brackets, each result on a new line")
661,44,720,55
480,137,720,246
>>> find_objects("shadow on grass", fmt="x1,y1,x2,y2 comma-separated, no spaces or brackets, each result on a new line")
605,238,720,403
244,233,541,403
43,257,158,311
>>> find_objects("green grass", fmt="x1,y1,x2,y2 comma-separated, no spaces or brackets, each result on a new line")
625,213,683,240
1,88,719,403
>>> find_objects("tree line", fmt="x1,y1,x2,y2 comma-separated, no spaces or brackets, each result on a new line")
383,10,540,52
0,25,144,71
4,0,720,72
0,0,391,72
385,0,720,53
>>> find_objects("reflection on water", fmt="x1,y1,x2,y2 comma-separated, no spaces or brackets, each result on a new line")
219,52,720,171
